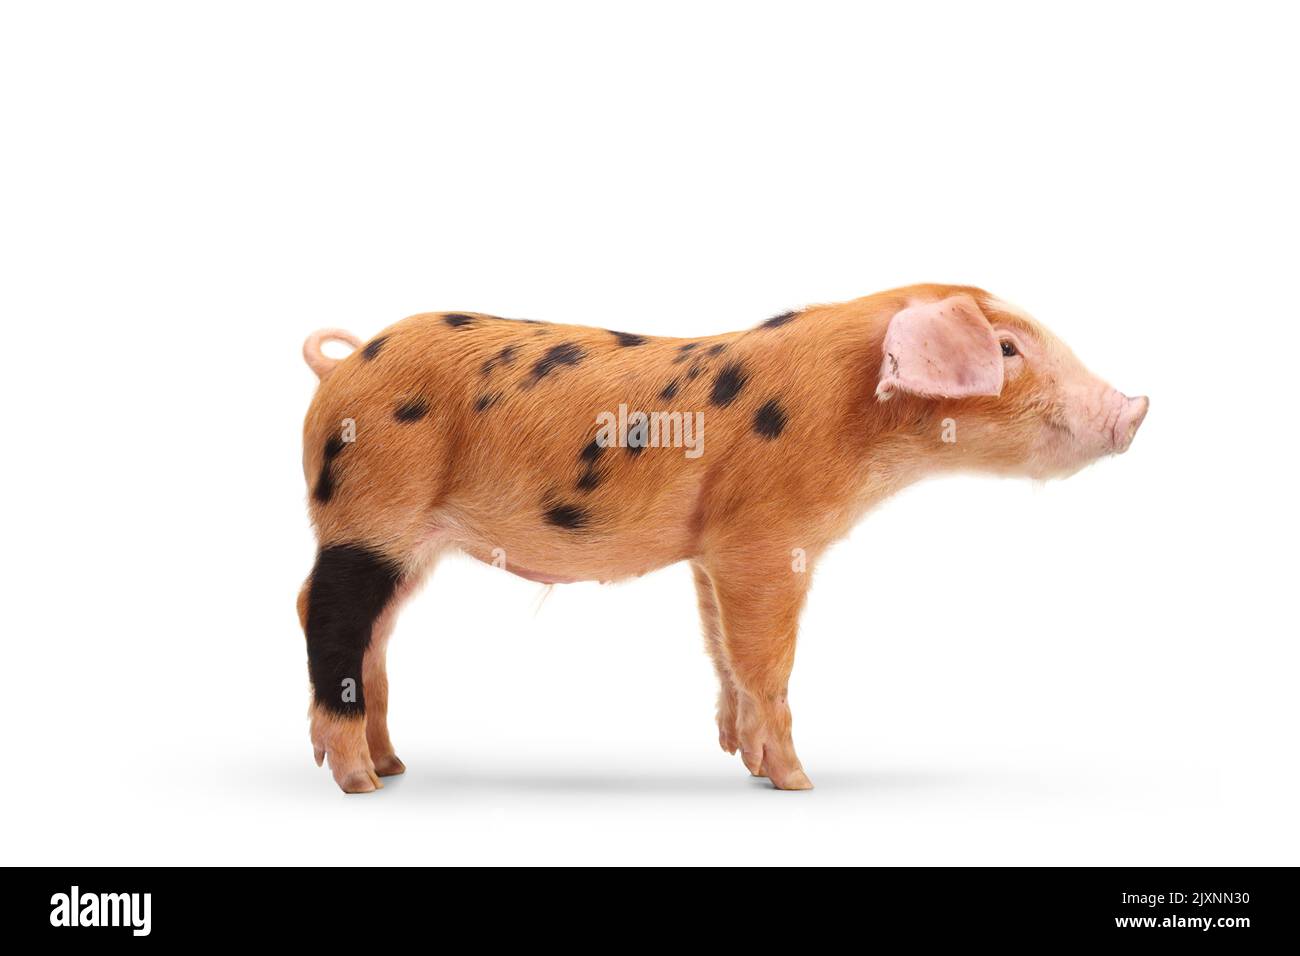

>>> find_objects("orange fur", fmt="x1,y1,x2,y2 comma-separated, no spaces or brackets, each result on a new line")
298,283,1146,791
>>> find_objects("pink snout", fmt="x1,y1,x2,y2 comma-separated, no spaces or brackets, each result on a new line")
1112,395,1149,453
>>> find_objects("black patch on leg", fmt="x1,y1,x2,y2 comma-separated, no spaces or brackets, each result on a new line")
576,467,601,492
394,398,429,422
659,379,680,400
753,398,788,439
579,438,605,463
529,342,585,383
474,392,501,413
444,313,475,328
611,331,647,347
361,335,389,361
544,504,590,530
710,362,749,407
304,544,402,717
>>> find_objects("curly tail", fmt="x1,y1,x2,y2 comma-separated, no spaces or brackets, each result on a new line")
303,328,363,379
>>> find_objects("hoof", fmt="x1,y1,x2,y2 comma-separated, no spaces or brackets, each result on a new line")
373,753,406,777
772,769,814,791
338,769,383,793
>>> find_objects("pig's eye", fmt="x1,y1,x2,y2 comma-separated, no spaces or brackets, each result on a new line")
1000,340,1018,358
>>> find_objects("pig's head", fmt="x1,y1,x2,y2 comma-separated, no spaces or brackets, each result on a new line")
875,291,1148,479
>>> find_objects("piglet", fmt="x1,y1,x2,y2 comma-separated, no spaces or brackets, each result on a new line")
298,284,1147,792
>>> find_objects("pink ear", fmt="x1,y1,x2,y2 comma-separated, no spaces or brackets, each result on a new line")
876,295,1003,400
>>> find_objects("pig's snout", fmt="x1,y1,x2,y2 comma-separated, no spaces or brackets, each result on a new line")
1111,394,1149,453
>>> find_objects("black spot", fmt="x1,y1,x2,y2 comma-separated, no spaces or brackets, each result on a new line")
481,344,518,376
304,544,402,717
759,311,797,329
659,379,680,400
753,399,787,439
394,398,429,422
313,464,336,503
361,335,389,361
579,438,605,463
710,362,749,407
625,411,651,455
314,435,349,503
544,504,589,530
672,342,699,365
707,343,726,356
530,342,585,383
685,362,703,381
474,393,500,413
444,313,474,328
576,467,601,492
611,331,647,347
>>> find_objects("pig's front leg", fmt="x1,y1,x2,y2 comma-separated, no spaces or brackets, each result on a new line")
702,555,813,791
691,562,740,754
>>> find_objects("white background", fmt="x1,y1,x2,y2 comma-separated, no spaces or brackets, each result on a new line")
3,2,1296,865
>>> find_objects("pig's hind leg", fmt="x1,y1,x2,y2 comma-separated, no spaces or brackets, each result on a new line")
361,563,437,777
299,542,428,793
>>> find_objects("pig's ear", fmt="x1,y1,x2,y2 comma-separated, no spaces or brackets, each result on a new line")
876,295,1004,401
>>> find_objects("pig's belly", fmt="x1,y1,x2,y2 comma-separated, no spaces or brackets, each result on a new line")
454,520,696,585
